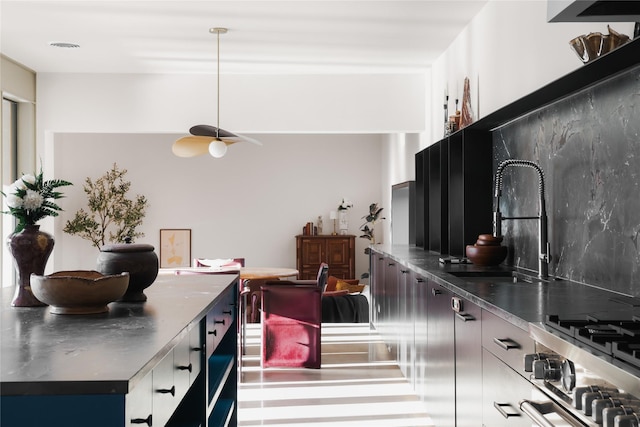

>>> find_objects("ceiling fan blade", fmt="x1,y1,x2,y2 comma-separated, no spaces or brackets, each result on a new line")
189,124,237,138
172,135,214,157
190,124,263,146
233,132,263,146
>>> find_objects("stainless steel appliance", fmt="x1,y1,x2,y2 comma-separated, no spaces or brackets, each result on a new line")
521,315,640,426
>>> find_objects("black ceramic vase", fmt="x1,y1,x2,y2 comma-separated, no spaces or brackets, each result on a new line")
7,224,54,307
96,239,159,302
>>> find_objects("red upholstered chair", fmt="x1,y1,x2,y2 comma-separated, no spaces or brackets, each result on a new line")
260,263,328,368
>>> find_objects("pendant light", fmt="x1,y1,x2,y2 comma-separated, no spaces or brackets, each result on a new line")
172,28,262,158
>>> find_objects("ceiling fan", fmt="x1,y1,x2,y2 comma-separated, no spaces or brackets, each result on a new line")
172,28,262,158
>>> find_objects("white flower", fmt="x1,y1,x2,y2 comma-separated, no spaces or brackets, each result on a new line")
22,189,44,210
339,198,352,210
12,179,26,191
6,193,23,209
21,174,36,186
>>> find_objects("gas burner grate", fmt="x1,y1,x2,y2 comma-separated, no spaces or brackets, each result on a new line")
613,341,640,367
545,315,640,369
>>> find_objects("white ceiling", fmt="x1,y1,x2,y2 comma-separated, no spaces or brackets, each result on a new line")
1,0,488,75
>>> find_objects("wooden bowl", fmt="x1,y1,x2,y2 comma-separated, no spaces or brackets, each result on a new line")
465,245,508,267
31,270,129,315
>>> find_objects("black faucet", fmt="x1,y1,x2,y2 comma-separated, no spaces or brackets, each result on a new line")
493,159,550,279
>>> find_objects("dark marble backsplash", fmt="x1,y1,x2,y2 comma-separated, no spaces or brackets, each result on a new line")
493,65,640,297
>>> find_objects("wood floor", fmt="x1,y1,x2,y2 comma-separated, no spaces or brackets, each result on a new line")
238,323,434,426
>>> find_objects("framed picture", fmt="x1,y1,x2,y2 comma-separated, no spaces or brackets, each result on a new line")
160,229,191,268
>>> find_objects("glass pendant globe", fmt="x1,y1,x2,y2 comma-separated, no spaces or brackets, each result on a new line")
208,140,227,158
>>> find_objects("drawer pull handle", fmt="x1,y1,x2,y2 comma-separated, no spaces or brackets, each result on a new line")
131,415,153,425
192,346,202,352
208,330,217,336
494,402,520,418
415,278,424,283
157,385,176,396
223,310,232,315
215,319,225,325
455,313,475,322
520,399,583,427
177,363,193,373
432,288,441,296
493,337,520,350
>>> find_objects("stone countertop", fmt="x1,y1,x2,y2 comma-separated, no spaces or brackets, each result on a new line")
371,245,640,331
0,272,238,396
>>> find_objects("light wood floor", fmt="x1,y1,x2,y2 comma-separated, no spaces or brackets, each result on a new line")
238,323,434,426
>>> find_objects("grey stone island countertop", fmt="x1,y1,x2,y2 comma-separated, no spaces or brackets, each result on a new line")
0,271,238,396
371,244,640,331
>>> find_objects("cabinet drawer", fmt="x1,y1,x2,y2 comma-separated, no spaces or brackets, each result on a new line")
482,348,534,426
126,371,153,427
205,290,235,357
153,351,179,427
481,310,534,375
174,326,202,401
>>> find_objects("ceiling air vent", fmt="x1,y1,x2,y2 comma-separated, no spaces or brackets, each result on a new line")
49,42,80,49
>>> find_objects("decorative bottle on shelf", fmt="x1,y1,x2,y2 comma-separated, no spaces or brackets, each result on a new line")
338,210,349,235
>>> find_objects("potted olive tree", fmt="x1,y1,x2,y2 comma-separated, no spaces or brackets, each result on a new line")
64,163,148,248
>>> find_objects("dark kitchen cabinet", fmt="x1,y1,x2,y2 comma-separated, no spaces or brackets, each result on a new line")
398,267,415,382
447,130,493,257
482,349,531,426
412,272,429,402
369,252,398,359
453,296,483,427
481,310,535,426
369,251,385,327
424,280,455,426
382,258,400,359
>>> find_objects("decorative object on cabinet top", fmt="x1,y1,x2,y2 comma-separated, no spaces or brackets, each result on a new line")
460,76,474,129
30,270,129,315
569,25,630,63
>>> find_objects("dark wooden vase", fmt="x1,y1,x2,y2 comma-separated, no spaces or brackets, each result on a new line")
7,224,54,307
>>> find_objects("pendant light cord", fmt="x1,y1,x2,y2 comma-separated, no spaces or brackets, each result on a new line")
210,27,227,140
216,29,220,140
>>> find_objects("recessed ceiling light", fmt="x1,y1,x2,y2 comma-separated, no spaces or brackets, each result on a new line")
49,42,80,49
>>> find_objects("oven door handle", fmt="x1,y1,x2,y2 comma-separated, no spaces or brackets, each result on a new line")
520,399,584,427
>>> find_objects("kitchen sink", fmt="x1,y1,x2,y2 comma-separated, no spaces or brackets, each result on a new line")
448,270,551,284
448,270,513,278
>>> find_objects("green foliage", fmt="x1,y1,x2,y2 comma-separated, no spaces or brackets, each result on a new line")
1,168,72,233
359,203,385,242
63,164,148,249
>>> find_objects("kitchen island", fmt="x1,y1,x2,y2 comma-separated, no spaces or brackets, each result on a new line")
1,271,238,427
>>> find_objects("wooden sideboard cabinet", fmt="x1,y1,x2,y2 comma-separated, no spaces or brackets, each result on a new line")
296,235,355,279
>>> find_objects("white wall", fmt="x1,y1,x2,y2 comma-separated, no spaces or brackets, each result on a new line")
51,132,383,279
429,0,636,143
32,72,426,279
